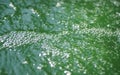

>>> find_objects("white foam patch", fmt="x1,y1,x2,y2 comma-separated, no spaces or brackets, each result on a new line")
9,2,16,10
0,31,52,49
0,29,119,49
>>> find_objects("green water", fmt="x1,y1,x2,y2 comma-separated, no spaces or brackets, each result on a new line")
0,0,120,75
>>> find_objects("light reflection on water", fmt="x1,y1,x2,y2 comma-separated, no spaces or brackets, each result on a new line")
0,0,120,75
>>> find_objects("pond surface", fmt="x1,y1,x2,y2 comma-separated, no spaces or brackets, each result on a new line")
0,0,120,75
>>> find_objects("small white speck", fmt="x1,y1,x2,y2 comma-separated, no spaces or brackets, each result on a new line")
56,2,61,7
107,24,110,27
116,12,120,16
51,18,54,20
66,65,70,69
62,53,70,59
0,39,4,42
43,52,47,56
49,61,56,67
31,8,36,14
90,20,94,24
9,2,16,10
64,70,71,75
74,48,77,51
37,14,40,16
37,66,42,70
4,17,7,20
39,53,41,57
9,49,12,51
62,31,68,35
22,61,28,64
113,1,120,7
94,63,97,68
83,69,87,74
72,24,80,30
59,67,62,69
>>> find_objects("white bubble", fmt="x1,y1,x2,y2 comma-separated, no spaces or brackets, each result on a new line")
49,61,56,67
9,2,16,10
31,8,36,14
56,2,61,7
83,69,87,74
112,1,120,7
37,66,42,70
22,61,28,64
59,66,62,70
72,24,80,30
107,24,110,27
64,70,71,75
94,63,97,68
39,53,42,57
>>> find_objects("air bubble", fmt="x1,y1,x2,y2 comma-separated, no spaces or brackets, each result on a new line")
37,66,42,70
56,2,61,7
64,70,71,75
22,61,28,64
